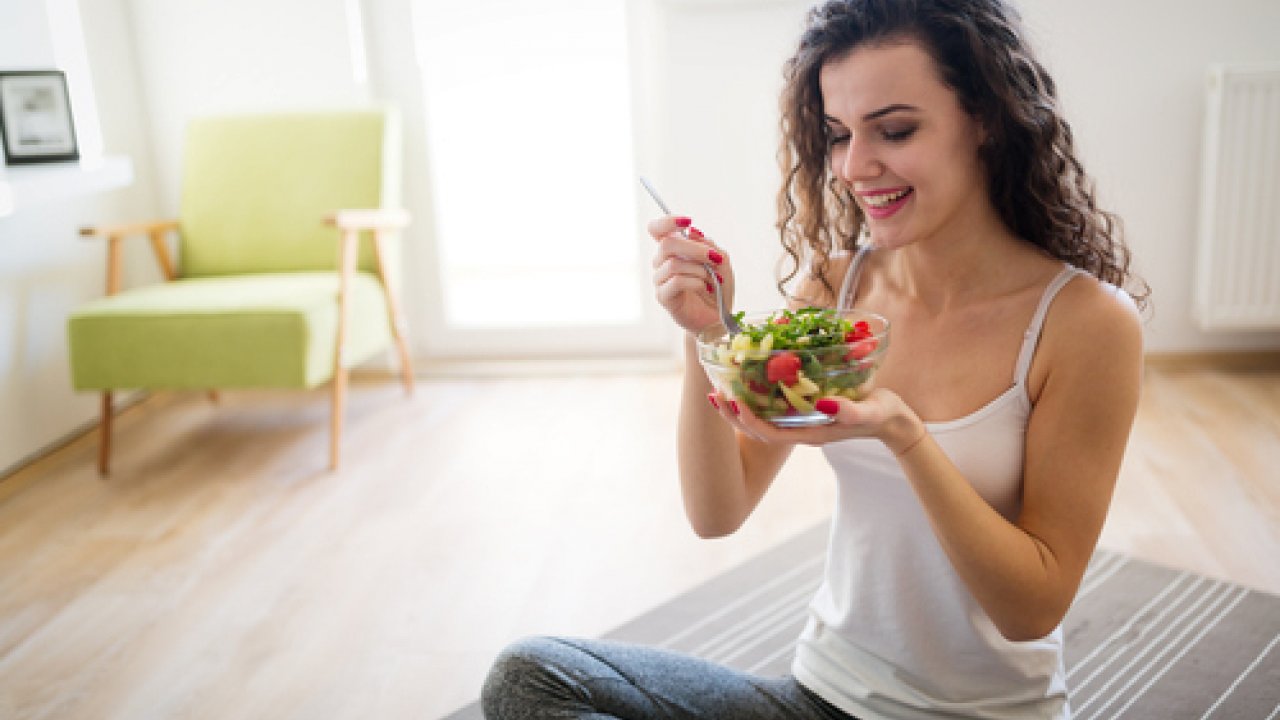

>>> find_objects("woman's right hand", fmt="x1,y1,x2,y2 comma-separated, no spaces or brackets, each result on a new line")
648,215,735,334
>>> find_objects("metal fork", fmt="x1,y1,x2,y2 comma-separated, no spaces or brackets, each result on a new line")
639,177,742,334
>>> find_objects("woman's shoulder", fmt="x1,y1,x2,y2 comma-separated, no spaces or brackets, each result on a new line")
1043,268,1144,370
790,249,859,309
1055,269,1142,337
1019,265,1142,405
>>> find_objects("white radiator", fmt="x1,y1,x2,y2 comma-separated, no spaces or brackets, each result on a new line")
1195,64,1280,330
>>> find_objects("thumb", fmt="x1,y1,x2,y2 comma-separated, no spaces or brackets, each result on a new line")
815,396,852,420
815,394,879,424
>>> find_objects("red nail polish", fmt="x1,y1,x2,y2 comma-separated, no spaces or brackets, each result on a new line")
707,393,719,410
816,398,840,415
689,227,705,240
705,281,715,293
715,272,724,284
674,216,692,228
708,249,724,265
728,400,740,415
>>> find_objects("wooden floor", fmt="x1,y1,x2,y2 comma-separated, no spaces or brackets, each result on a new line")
0,363,1277,719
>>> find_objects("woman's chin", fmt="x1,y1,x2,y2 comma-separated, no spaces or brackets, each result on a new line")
868,231,913,250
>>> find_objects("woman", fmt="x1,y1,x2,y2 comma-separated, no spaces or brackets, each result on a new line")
483,0,1146,717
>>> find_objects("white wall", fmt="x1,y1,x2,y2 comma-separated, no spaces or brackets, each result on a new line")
126,0,372,213
0,1,57,66
1019,0,1280,351
0,0,163,474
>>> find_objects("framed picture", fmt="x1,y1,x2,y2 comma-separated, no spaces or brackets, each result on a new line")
0,71,79,165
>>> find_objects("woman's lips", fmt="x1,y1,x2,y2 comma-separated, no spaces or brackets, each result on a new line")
859,187,913,220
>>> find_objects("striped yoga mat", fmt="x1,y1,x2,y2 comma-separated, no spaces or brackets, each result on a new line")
444,523,1280,719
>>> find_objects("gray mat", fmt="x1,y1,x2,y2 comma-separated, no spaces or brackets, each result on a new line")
444,522,1280,719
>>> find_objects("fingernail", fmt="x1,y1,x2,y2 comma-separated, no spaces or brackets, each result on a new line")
816,398,839,415
674,216,692,228
705,281,715,293
728,400,740,415
707,393,719,410
715,272,724,284
708,249,724,265
689,227,705,240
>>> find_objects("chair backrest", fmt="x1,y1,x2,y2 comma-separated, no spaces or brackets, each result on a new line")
178,110,401,277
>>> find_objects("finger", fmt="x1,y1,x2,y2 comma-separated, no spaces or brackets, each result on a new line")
708,390,736,422
655,275,716,307
655,233,723,262
655,235,727,269
708,391,759,440
814,395,880,426
731,401,781,441
653,257,716,286
723,398,771,442
706,390,724,414
646,214,693,240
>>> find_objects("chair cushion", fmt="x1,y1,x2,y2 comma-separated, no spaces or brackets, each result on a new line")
67,272,391,390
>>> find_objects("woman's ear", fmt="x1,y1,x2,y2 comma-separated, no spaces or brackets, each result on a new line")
975,115,992,148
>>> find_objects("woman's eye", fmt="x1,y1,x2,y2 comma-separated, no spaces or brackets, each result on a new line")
882,126,917,142
827,132,850,146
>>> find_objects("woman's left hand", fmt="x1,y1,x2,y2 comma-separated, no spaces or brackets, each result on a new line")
709,386,926,455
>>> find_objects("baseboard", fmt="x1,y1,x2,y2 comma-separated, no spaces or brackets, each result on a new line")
356,354,682,380
1144,350,1280,372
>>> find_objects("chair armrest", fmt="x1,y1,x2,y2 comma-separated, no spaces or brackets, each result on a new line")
79,219,180,239
323,209,410,231
79,219,180,290
326,209,411,356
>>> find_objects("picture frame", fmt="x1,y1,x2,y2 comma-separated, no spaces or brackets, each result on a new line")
0,70,79,165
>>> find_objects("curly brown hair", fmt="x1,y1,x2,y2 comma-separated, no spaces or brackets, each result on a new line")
776,0,1148,308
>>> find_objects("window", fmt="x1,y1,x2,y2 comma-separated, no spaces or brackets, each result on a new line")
415,0,664,357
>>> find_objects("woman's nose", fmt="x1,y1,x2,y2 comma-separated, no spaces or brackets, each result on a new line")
832,136,879,185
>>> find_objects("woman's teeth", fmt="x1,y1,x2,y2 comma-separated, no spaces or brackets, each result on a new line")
864,188,911,208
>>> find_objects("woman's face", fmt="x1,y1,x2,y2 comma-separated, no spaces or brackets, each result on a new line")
819,40,989,250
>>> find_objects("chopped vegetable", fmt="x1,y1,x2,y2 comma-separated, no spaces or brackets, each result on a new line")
766,351,802,386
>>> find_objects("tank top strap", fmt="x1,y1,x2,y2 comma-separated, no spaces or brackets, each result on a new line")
1012,264,1083,386
836,244,874,310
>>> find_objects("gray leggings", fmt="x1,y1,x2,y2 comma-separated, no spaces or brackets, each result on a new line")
481,636,856,720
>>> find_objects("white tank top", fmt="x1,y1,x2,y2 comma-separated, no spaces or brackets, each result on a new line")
792,246,1086,720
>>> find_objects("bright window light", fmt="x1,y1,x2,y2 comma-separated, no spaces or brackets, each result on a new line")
415,0,641,329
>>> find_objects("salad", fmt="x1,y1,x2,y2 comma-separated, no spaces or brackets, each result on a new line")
701,307,886,423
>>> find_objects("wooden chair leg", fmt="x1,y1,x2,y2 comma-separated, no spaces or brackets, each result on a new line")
392,327,414,397
98,392,113,476
330,368,348,471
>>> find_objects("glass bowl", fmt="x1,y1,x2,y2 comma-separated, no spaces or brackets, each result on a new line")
696,308,890,428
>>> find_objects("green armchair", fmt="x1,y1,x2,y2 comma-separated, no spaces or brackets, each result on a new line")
67,110,414,475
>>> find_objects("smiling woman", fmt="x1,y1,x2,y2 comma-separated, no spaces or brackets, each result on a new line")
482,0,1148,717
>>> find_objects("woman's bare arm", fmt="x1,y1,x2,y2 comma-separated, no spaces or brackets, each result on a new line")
897,278,1143,639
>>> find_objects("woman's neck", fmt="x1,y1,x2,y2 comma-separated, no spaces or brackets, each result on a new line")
883,206,1034,315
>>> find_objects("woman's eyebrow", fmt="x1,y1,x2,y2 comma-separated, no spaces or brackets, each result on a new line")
862,103,920,121
823,104,921,126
